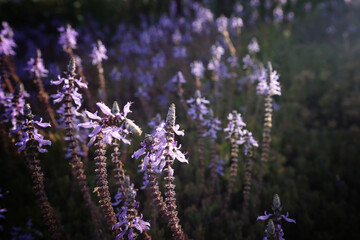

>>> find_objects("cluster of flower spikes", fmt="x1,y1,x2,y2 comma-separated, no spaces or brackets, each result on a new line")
257,194,296,240
1,82,29,131
112,176,150,240
0,21,16,56
134,105,188,188
90,40,108,65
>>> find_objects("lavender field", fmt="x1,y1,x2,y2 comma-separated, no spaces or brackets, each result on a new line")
0,0,359,239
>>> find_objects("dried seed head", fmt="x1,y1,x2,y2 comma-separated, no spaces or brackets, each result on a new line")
112,101,120,115
67,57,76,74
166,103,176,127
124,119,142,136
272,194,281,210
266,220,276,236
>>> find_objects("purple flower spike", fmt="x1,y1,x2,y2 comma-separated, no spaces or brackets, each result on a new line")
58,24,78,50
258,194,295,240
186,90,209,122
257,62,281,96
90,40,108,65
0,21,16,56
26,50,49,78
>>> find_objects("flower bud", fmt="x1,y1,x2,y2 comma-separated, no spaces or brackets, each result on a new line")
266,219,276,237
166,103,176,127
67,57,76,74
112,101,120,115
272,194,281,210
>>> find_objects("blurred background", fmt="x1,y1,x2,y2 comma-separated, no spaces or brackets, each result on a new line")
0,0,360,239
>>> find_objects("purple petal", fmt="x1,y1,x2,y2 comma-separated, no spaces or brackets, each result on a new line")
84,110,101,121
97,102,114,116
123,102,132,116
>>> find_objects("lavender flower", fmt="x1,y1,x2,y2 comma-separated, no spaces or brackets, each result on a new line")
190,60,205,78
230,17,243,29
216,15,228,32
50,60,87,110
257,194,296,240
26,50,49,78
113,179,150,240
208,158,225,176
224,111,246,139
110,67,122,82
90,40,108,65
202,110,221,139
79,101,141,147
236,129,259,155
152,51,165,70
243,54,254,69
186,90,209,122
1,83,29,130
58,24,78,51
257,62,281,96
0,22,16,56
14,115,51,153
248,38,260,54
173,46,187,58
171,71,186,85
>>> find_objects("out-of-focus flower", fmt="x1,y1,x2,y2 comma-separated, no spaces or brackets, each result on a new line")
0,22,16,56
186,90,209,121
110,67,122,82
256,62,281,96
58,24,78,50
216,15,228,32
248,38,260,54
90,40,108,65
26,50,49,78
191,60,205,78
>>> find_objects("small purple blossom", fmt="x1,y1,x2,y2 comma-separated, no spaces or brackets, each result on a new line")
90,40,108,65
14,116,52,153
79,101,140,147
203,115,222,139
152,51,165,70
171,71,186,84
26,51,49,78
190,60,205,78
248,38,260,54
58,24,78,50
50,74,87,110
224,111,246,139
216,15,228,32
186,91,210,121
0,189,6,231
230,17,243,29
208,158,225,176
